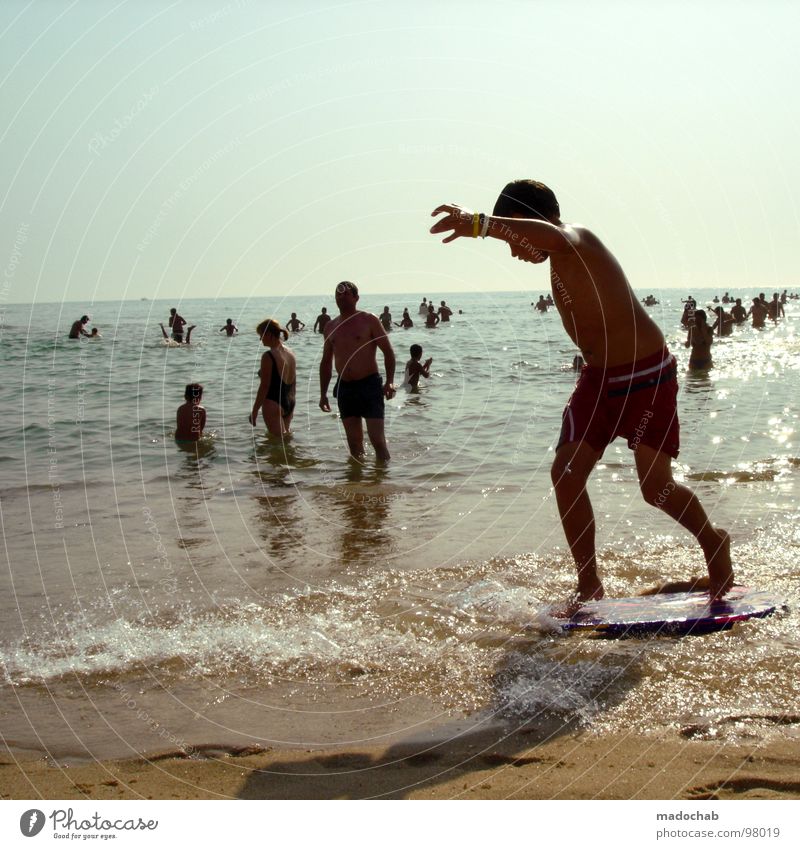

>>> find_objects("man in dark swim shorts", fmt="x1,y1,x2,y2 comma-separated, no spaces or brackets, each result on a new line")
319,281,396,462
335,372,385,420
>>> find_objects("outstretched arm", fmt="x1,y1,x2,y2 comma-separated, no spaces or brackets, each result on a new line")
373,317,396,398
430,203,575,255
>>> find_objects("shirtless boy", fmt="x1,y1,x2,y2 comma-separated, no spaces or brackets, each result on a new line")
319,281,396,462
405,344,432,388
175,383,206,442
430,179,733,602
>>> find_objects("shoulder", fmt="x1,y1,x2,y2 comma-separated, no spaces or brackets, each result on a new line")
324,315,342,335
564,223,602,248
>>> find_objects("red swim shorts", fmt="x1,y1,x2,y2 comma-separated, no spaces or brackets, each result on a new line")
557,348,680,458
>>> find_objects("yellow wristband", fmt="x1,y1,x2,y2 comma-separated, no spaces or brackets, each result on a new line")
472,212,480,238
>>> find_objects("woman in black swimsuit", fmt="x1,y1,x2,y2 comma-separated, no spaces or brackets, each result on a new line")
249,319,297,436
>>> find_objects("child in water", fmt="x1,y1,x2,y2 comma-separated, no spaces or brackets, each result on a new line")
176,383,206,441
404,344,432,388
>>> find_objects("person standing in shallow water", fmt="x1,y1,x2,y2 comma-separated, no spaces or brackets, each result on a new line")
313,307,331,334
250,319,296,436
686,309,714,369
319,281,395,462
69,315,91,339
430,179,733,604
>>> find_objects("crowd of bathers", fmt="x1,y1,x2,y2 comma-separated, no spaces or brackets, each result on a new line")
681,290,793,371
68,290,454,448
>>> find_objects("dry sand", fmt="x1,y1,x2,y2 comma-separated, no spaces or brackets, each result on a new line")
3,726,800,800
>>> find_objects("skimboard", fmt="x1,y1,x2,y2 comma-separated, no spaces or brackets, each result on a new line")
556,586,780,636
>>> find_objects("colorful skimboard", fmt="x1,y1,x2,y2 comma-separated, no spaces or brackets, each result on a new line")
556,586,780,636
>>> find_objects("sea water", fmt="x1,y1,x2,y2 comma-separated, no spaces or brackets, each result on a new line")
1,289,798,760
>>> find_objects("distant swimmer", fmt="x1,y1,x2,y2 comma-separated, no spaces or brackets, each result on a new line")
747,297,768,329
642,294,659,306
219,318,238,337
535,295,548,312
722,291,731,304
250,319,296,436
680,297,696,328
418,297,428,315
395,308,414,328
730,298,747,324
379,306,393,332
159,322,197,344
437,300,453,322
431,178,732,603
404,344,432,389
313,307,331,334
686,309,713,369
711,306,733,337
319,281,395,462
89,327,102,339
69,315,91,339
168,307,187,343
286,313,305,332
768,292,785,322
425,304,440,327
780,289,788,305
572,354,584,370
175,383,206,442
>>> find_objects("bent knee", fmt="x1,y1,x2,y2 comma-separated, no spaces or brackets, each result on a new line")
640,479,677,507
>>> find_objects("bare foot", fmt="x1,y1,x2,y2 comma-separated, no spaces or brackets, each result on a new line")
704,528,733,600
640,576,708,595
550,584,604,619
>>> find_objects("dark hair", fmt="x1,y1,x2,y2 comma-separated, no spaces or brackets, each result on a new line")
493,180,560,220
694,309,707,324
184,383,203,401
256,318,288,341
80,315,89,322
336,281,359,296
410,344,422,358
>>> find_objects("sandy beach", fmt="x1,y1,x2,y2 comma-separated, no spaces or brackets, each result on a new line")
4,726,800,801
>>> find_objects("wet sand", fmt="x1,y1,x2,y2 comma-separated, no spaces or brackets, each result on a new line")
3,727,800,800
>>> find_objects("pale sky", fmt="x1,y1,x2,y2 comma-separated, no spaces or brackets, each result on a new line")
0,0,798,304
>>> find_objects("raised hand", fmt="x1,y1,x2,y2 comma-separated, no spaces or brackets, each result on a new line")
430,204,474,243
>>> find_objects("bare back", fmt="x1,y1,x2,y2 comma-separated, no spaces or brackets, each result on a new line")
549,226,665,367
261,345,296,385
